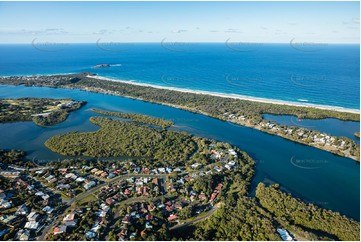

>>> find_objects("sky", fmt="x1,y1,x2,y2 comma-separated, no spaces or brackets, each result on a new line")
0,1,359,44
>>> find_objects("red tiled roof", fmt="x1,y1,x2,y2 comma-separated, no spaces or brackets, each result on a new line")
106,198,114,205
145,213,153,221
210,192,217,202
148,204,155,211
215,183,223,191
168,215,178,221
166,205,174,212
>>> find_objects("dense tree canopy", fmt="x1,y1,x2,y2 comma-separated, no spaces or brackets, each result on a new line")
45,116,196,162
256,183,360,241
92,108,173,129
188,198,280,241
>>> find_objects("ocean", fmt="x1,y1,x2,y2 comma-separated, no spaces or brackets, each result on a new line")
0,43,359,109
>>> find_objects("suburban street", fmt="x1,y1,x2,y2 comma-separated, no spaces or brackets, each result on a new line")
169,203,221,231
37,172,167,240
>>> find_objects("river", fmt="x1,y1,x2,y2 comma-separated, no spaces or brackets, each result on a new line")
0,84,359,220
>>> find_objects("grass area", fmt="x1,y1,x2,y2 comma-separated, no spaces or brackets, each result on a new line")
59,192,71,199
1,207,18,215
180,210,211,223
78,194,97,206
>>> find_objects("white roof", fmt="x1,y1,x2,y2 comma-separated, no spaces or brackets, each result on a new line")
277,228,293,241
24,221,39,230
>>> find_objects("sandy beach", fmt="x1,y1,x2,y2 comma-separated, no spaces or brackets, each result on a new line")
88,75,360,115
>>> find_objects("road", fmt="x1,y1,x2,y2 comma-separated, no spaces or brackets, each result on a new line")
169,203,221,231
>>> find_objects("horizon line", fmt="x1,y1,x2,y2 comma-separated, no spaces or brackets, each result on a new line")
0,42,359,45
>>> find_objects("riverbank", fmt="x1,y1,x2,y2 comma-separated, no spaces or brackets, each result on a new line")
0,73,359,160
0,83,359,221
90,75,360,115
79,75,360,161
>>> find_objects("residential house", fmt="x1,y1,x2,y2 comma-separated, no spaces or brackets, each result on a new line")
17,229,30,241
145,213,153,221
84,181,96,190
27,212,40,222
167,214,178,221
42,206,54,214
122,215,130,224
209,192,217,202
16,204,29,215
24,221,39,230
63,213,77,227
106,198,114,205
65,173,77,180
85,230,97,239
198,193,207,202
191,163,201,169
145,222,153,229
53,225,67,235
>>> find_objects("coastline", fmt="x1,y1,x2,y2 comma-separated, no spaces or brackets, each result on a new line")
89,75,360,115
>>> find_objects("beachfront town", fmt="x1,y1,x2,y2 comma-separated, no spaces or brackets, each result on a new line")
1,143,293,241
223,113,359,160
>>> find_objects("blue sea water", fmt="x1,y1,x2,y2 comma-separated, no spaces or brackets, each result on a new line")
0,43,359,109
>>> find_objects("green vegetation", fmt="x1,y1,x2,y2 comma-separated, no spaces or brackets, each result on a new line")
0,149,35,168
92,108,173,129
77,194,97,206
45,116,196,163
0,98,86,126
32,110,69,126
0,149,26,164
255,183,360,241
189,198,280,241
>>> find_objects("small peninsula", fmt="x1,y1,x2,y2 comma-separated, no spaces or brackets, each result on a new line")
0,98,86,126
